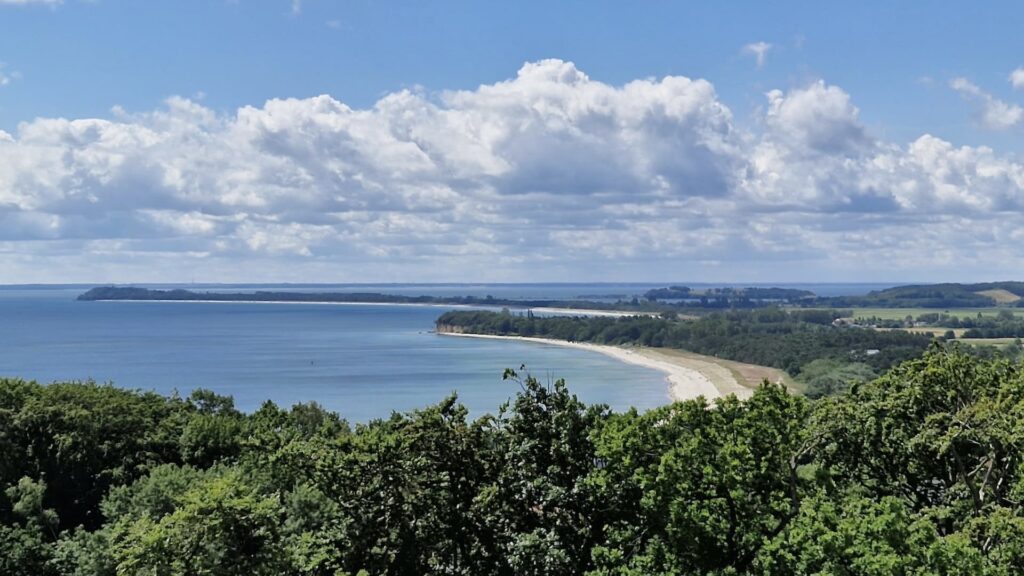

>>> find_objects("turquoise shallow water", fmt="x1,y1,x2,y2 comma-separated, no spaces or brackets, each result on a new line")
0,288,674,421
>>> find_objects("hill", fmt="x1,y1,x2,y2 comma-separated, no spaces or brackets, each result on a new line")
814,281,1024,308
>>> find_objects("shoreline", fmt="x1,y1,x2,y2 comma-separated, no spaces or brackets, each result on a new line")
85,299,653,318
438,332,750,402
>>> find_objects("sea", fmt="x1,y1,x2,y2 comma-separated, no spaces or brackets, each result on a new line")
0,283,894,422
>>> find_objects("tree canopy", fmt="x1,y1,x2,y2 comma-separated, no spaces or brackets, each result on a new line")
2,347,1024,574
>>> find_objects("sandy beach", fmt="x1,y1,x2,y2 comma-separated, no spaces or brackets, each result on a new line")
438,332,756,402
527,307,659,318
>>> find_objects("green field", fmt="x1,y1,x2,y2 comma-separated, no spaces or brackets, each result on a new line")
876,328,1020,345
957,337,1021,347
887,326,967,337
802,307,1024,322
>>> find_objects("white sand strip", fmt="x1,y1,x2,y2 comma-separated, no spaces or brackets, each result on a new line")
438,332,724,402
528,307,658,318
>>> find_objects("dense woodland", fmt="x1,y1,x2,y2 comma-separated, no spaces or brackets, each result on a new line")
2,348,1024,574
436,309,934,398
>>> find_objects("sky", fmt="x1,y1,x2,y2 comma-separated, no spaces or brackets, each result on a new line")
0,1,1023,284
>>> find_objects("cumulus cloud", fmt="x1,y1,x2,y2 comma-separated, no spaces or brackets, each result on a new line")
1,59,1024,282
743,42,772,69
763,80,868,153
1011,67,1024,91
950,77,1023,130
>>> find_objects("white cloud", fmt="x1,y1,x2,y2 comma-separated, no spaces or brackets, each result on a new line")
950,77,1023,130
763,80,868,153
0,62,20,86
1011,67,1024,90
0,0,61,5
743,42,772,69
2,60,1024,282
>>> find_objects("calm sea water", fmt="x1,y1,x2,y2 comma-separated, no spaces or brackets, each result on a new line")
0,283,894,421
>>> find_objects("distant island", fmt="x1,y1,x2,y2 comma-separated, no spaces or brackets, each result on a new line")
76,285,817,312
80,282,1024,311
643,285,815,303
75,286,658,312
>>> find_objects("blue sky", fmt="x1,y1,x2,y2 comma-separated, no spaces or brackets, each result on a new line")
2,1,1019,147
0,1,1023,283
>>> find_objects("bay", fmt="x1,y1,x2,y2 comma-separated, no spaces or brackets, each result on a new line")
0,282,893,421
0,288,672,421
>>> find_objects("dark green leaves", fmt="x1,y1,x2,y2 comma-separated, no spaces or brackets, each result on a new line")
4,348,1024,574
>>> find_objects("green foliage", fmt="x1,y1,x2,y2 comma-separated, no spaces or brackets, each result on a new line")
589,384,809,575
0,522,53,575
812,346,1024,515
755,494,985,575
4,348,1024,573
0,379,190,531
476,371,605,575
437,309,930,379
109,468,287,576
49,528,116,576
797,359,877,399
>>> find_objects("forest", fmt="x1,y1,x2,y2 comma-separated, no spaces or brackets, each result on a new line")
436,309,934,398
2,347,1023,574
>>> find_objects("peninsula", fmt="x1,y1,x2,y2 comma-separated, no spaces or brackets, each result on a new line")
75,286,660,314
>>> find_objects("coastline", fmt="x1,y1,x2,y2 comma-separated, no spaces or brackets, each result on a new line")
437,332,753,402
87,299,653,318
89,299,489,310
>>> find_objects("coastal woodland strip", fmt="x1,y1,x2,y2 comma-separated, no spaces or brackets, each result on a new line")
76,286,812,312
436,309,934,398
76,286,672,313
80,282,1024,314
2,348,1024,574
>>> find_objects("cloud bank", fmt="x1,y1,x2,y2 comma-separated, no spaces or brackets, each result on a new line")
2,59,1023,282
